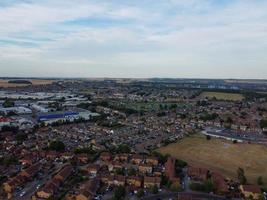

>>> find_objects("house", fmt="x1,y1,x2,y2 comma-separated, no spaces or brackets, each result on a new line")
145,156,159,166
108,161,123,172
3,175,26,193
36,165,73,199
127,176,142,188
187,167,208,181
76,178,100,200
37,178,61,199
100,175,109,184
144,176,161,188
138,164,153,174
83,164,100,176
165,157,178,182
20,163,41,179
61,152,74,160
211,172,228,194
54,165,73,182
108,175,126,186
100,152,112,161
240,185,262,200
131,154,143,164
114,154,128,162
77,153,89,163
3,163,41,193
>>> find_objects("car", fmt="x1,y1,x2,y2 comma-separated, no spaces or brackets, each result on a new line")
19,191,26,197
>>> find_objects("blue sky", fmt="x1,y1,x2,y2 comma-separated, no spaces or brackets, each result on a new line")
0,0,267,78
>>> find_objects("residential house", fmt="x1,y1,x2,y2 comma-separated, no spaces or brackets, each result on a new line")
240,185,262,200
144,176,161,189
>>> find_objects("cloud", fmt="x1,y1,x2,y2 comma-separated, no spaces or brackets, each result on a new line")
0,0,267,78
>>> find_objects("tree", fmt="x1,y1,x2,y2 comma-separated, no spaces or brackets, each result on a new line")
49,140,65,151
2,99,14,108
257,176,263,186
136,189,144,198
189,180,214,193
170,182,181,192
113,186,126,200
260,119,267,128
151,185,158,194
116,144,131,154
237,167,247,184
128,167,137,176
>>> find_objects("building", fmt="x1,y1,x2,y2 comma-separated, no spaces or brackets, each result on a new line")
239,185,262,200
127,176,142,188
131,154,143,164
211,172,228,194
108,175,126,186
100,152,112,161
138,164,153,174
145,156,159,166
144,176,161,188
37,111,98,125
76,178,100,200
188,167,208,181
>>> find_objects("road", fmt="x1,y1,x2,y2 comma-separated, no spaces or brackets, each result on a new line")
142,191,228,200
13,161,64,200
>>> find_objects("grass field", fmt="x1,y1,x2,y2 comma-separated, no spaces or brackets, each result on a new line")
158,134,267,185
0,79,54,88
200,91,245,101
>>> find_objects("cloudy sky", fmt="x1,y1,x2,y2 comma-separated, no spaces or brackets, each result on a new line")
0,0,267,78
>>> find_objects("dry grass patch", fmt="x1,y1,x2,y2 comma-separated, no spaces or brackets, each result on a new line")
0,79,54,88
158,134,267,185
200,92,244,101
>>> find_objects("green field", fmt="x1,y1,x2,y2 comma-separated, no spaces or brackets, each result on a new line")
200,92,245,101
158,134,267,185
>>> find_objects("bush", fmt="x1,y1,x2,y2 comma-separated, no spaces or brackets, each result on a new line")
257,176,263,186
113,186,126,200
136,189,144,198
151,185,159,194
2,99,14,108
189,180,214,193
49,140,65,152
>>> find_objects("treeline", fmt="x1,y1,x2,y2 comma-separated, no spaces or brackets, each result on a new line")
8,80,32,84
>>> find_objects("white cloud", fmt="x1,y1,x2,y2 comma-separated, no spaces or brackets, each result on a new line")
0,0,267,78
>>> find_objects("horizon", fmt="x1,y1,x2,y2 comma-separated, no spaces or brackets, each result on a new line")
0,0,267,78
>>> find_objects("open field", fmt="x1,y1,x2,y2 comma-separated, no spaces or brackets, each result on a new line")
0,79,54,88
158,134,267,185
200,91,244,101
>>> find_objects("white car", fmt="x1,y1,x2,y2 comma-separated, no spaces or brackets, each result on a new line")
19,191,26,197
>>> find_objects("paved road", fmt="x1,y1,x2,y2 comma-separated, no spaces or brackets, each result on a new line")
142,191,228,200
13,162,64,200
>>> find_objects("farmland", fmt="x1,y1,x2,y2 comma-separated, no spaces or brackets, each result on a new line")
200,91,244,101
158,134,267,185
0,79,54,88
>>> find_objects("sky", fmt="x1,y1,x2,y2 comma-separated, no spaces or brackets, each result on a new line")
0,0,267,79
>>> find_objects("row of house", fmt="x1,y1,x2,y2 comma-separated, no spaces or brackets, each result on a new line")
34,164,73,199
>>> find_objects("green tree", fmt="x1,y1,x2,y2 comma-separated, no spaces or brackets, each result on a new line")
3,99,14,108
49,140,65,151
151,185,159,194
128,167,136,176
136,189,144,198
260,119,267,128
116,144,131,153
113,186,126,200
237,167,247,184
257,176,263,186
